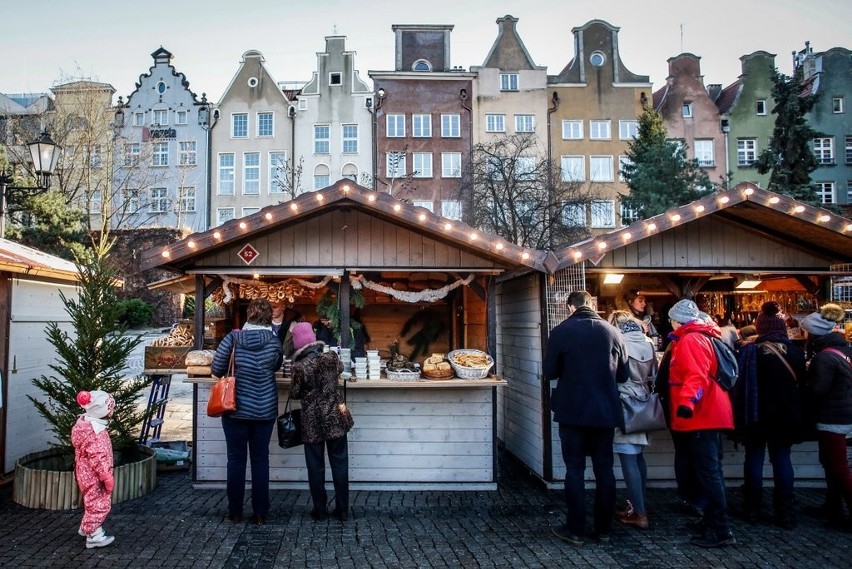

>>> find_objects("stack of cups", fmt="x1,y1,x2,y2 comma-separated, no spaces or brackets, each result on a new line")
354,357,367,379
282,358,293,378
339,348,351,374
367,349,381,380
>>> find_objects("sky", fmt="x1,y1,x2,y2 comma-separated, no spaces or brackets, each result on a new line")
2,0,850,103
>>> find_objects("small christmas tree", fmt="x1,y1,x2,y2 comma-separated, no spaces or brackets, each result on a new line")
28,254,151,457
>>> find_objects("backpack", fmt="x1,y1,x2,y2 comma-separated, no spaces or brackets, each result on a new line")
691,331,739,391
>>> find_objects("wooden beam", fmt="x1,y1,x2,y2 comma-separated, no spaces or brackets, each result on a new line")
658,275,683,298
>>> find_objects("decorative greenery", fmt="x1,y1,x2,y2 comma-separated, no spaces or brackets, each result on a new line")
29,255,152,457
400,309,448,360
116,298,154,328
316,286,366,343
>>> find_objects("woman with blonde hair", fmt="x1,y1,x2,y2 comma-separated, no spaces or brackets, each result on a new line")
608,309,658,529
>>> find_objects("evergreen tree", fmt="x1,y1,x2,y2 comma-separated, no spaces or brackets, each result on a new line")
5,190,89,261
29,254,151,456
756,67,821,203
621,107,713,219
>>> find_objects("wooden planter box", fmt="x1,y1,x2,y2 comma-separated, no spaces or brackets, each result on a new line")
12,446,157,510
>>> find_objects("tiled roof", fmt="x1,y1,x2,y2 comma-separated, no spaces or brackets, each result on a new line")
714,79,741,113
652,85,668,110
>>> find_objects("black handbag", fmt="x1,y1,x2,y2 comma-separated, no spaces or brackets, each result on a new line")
621,387,667,434
277,394,303,448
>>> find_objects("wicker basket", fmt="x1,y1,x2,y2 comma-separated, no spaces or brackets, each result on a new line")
422,367,455,380
447,349,494,379
385,369,421,381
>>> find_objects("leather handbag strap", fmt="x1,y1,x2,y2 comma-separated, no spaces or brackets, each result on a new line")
227,343,236,378
762,342,796,380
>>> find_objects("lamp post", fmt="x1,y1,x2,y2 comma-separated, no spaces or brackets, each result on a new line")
198,93,218,229
368,87,386,190
0,131,61,238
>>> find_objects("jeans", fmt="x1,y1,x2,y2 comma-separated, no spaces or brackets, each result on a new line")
222,416,275,518
558,424,616,536
688,429,730,536
671,430,706,510
304,435,349,513
743,436,794,500
618,452,647,513
817,430,852,517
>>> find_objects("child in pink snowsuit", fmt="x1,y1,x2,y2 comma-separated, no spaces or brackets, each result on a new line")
72,390,116,548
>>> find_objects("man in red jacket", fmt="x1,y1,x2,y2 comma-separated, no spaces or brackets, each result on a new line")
667,299,736,548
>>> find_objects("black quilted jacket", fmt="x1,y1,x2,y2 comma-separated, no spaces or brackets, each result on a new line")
807,332,852,426
211,329,283,421
290,341,353,443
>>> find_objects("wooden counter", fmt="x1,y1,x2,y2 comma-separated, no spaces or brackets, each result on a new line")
188,374,506,491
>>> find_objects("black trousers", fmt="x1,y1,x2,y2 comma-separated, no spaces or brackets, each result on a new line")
304,435,349,513
558,424,616,536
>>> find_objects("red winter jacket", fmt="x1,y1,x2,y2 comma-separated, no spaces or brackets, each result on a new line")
667,320,734,432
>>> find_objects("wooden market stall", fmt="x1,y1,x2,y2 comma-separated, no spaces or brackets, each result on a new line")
497,183,852,487
140,179,551,490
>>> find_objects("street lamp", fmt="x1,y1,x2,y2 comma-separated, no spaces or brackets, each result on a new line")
0,131,61,238
368,88,386,190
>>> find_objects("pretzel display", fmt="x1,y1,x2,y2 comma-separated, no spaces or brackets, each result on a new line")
150,323,194,347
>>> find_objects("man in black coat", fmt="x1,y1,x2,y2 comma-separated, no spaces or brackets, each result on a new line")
543,290,629,546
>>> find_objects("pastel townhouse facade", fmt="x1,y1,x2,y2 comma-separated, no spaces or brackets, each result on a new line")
797,44,852,206
716,51,776,190
547,20,652,230
114,47,210,233
369,24,475,217
293,35,373,193
211,49,294,227
653,53,728,188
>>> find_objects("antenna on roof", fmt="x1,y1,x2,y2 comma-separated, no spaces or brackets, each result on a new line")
680,23,684,53
332,23,338,34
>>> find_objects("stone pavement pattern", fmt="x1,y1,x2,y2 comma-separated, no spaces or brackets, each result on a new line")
1,451,850,569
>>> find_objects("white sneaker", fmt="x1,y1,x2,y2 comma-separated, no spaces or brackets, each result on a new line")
78,528,86,537
85,527,115,549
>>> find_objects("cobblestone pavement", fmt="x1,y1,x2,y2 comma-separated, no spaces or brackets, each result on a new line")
1,449,850,569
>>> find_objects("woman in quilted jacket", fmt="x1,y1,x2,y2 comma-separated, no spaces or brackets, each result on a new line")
290,322,354,521
211,298,283,525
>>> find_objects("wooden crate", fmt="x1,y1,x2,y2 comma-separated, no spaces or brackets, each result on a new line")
144,346,191,370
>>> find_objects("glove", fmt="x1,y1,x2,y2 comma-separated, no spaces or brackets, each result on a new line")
103,475,114,494
676,405,694,419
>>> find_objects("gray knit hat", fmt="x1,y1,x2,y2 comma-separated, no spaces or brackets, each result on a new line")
800,312,837,336
668,299,700,324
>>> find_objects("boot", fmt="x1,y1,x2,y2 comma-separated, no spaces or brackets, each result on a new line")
617,509,649,529
774,490,796,530
615,499,634,517
85,526,115,549
741,486,762,524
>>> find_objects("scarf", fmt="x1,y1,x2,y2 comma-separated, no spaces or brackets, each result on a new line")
84,415,109,435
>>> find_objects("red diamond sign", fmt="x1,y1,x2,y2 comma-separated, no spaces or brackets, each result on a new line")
238,244,259,265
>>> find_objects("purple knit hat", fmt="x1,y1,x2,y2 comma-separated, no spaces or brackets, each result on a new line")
291,322,316,351
755,301,787,336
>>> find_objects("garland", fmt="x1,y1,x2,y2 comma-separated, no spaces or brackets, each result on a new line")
213,274,336,304
350,274,474,303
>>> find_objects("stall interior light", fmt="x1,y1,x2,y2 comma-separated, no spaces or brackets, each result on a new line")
603,273,625,285
736,277,762,289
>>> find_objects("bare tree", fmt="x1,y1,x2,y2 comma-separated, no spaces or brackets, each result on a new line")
271,155,306,200
457,133,596,250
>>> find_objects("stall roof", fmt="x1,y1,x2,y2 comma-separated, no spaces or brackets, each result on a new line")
0,238,79,282
553,184,852,272
141,180,553,274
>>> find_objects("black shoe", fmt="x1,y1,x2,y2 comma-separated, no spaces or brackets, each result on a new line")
310,509,326,521
551,525,584,547
684,519,706,535
252,515,266,525
331,508,349,521
589,531,611,544
690,530,736,548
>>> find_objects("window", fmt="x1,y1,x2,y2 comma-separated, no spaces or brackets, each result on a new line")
342,124,358,153
562,120,583,140
413,200,434,212
387,152,406,177
269,152,287,193
242,207,260,217
442,152,461,178
620,202,640,225
153,109,169,126
515,115,534,133
132,112,145,127
618,155,632,182
560,156,585,182
232,113,248,137
486,114,505,133
413,59,432,72
412,152,433,178
486,156,504,180
813,137,834,164
175,110,188,125
737,139,758,166
88,145,102,168
441,201,462,220
412,114,432,137
816,182,835,204
590,200,615,228
441,114,460,137
386,114,405,137
152,142,169,166
179,187,196,212
257,112,274,137
314,164,330,189
217,208,235,225
846,136,852,164
314,124,330,154
756,100,767,115
833,97,845,113
218,153,235,195
682,102,693,118
500,73,519,91
589,52,606,68
90,191,101,214
562,202,585,226
123,189,139,213
848,181,852,203
694,139,715,167
341,163,358,182
619,120,638,140
149,188,167,213
178,141,197,165
298,99,307,111
157,81,167,94
516,156,536,180
590,156,614,181
329,72,342,85
589,120,611,140
243,152,260,195
124,143,140,167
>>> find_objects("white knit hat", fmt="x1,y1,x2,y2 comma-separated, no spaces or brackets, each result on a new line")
76,390,115,420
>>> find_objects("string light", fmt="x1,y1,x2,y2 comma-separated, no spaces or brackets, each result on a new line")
622,232,632,241
213,231,222,239
418,213,427,221
367,194,376,202
495,242,504,250
769,196,780,204
719,196,730,204
846,224,852,232
521,252,530,260
316,193,324,202
597,241,607,250
290,203,298,211
671,214,681,222
343,185,350,192
793,205,805,213
253,273,260,279
743,187,754,196
818,214,831,222
393,203,402,212
470,232,478,240
187,240,196,249
264,212,273,220
573,251,582,260
161,250,170,258
239,221,247,229
694,205,705,213
646,223,657,231
444,222,452,230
